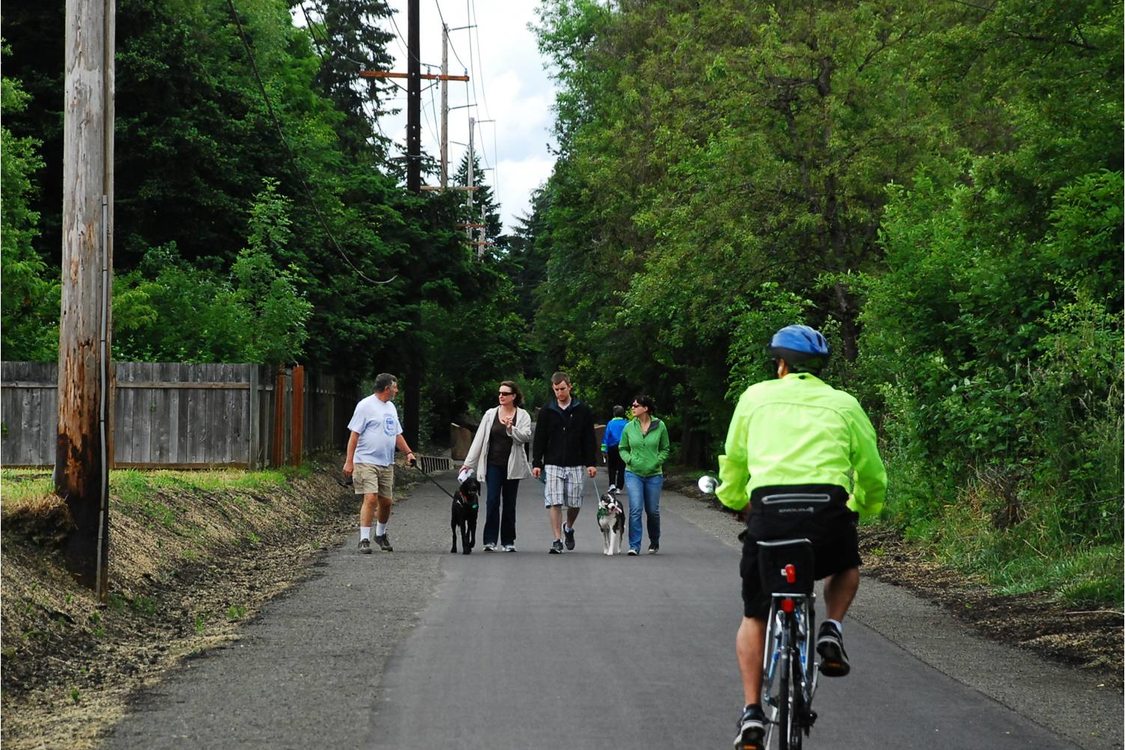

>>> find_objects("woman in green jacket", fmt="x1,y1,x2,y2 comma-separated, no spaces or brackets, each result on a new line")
618,394,671,555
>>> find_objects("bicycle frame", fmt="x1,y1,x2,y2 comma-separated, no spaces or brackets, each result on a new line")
759,541,819,750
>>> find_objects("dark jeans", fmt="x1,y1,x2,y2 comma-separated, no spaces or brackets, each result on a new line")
606,446,625,489
484,463,520,546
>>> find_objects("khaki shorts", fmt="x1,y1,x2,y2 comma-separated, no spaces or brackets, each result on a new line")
353,463,394,498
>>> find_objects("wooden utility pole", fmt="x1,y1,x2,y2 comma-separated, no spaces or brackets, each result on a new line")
58,0,115,598
356,7,469,446
406,0,420,197
402,0,422,450
474,118,494,258
466,115,475,242
440,24,449,188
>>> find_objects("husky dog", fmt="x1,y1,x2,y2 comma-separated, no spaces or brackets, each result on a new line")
596,484,626,556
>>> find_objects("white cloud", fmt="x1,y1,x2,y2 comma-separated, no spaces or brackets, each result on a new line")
495,154,555,231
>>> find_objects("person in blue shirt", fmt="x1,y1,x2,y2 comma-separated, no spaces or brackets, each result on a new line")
601,405,628,489
343,374,417,554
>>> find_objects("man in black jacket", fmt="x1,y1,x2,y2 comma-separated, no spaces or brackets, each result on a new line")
531,372,598,554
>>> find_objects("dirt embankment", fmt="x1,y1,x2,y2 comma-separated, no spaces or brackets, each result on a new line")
1,460,365,750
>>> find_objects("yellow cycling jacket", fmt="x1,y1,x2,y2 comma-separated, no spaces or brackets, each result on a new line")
716,372,887,520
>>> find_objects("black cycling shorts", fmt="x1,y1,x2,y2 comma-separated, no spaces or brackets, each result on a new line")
739,484,861,619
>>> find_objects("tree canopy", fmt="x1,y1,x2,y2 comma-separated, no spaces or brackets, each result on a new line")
522,0,1122,596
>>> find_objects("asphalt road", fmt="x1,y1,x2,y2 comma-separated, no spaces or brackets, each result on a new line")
105,471,1122,750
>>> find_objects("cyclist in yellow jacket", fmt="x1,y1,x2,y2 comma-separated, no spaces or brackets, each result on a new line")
717,324,887,750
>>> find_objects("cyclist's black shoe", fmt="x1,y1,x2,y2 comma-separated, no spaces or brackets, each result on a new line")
733,704,766,749
817,621,850,677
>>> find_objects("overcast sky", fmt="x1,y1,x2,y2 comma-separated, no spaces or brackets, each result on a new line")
375,0,558,234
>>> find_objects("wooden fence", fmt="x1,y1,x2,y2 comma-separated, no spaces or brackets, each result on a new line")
1,362,357,469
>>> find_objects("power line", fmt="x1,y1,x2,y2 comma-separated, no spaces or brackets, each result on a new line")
297,2,376,70
433,0,469,72
464,0,480,117
296,3,393,148
224,0,396,285
421,67,441,154
432,0,447,30
458,0,495,177
490,119,499,208
389,10,426,68
468,0,491,121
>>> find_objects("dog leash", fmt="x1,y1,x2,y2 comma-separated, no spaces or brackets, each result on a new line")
411,462,460,501
591,472,622,499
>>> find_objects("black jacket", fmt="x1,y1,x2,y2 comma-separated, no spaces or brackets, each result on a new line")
532,399,597,469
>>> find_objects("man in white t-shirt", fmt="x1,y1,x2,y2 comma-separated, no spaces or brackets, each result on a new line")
343,373,416,553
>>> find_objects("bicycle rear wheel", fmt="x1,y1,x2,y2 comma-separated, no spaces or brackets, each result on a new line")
786,650,803,749
778,618,803,750
777,645,790,750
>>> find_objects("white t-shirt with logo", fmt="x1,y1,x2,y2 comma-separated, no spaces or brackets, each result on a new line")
347,394,402,466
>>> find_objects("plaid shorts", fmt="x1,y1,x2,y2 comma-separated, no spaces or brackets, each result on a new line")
543,465,585,508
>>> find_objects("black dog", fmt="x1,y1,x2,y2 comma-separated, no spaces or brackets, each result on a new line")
451,471,480,554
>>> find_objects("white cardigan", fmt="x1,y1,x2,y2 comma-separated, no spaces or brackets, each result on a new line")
462,406,533,480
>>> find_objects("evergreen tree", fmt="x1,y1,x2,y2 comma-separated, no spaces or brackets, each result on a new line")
453,149,505,255
292,0,397,158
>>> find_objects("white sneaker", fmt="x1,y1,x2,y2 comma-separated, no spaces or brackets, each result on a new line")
483,543,497,552
502,544,516,552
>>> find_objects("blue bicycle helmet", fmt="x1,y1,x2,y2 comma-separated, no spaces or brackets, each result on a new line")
768,325,830,371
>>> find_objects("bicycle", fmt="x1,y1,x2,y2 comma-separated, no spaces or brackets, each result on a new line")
697,477,820,750
757,537,818,750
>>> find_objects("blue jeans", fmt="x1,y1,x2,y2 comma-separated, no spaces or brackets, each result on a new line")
624,470,662,551
485,463,520,546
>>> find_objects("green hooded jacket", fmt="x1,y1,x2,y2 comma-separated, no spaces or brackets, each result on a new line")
618,417,671,477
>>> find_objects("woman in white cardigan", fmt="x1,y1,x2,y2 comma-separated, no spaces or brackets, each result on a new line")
460,380,533,551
